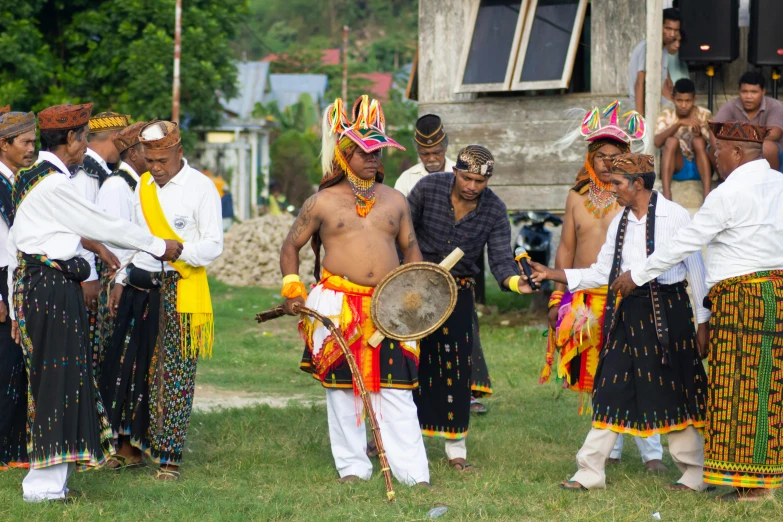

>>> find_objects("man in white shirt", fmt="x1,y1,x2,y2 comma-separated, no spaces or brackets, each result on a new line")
530,153,710,492
72,111,130,377
107,120,223,481
0,109,36,470
613,121,783,502
394,114,455,197
8,103,182,502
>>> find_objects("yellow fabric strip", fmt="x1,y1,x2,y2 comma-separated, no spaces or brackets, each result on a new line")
282,274,300,285
139,172,214,358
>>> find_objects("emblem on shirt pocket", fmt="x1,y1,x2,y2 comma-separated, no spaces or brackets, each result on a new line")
174,217,186,230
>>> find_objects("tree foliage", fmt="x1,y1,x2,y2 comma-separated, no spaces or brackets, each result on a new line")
1,0,247,128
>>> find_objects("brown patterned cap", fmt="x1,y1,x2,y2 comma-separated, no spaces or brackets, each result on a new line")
0,105,9,116
414,114,447,147
0,111,36,139
112,121,146,153
138,120,181,150
38,103,94,131
708,120,767,143
89,111,130,133
455,144,494,176
604,153,655,175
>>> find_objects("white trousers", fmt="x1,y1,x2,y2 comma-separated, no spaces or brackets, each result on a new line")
571,427,706,491
326,388,429,486
609,434,664,463
445,438,467,460
22,463,74,502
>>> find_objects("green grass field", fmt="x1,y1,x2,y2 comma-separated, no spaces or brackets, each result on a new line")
0,283,780,521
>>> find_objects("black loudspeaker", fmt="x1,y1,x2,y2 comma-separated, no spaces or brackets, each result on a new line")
749,0,783,66
678,0,739,64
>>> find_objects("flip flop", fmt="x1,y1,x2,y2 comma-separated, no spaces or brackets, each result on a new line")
470,399,488,414
154,468,181,482
560,480,588,491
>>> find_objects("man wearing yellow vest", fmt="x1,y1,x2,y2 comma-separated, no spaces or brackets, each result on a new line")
108,120,223,481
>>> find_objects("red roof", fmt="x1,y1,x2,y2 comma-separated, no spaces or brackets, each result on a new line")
355,72,394,101
261,49,341,66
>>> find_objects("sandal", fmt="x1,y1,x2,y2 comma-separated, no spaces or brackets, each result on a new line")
560,480,588,491
154,468,181,481
106,454,144,470
448,458,478,472
470,398,488,414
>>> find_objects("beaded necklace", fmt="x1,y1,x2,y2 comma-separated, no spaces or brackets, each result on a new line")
584,169,617,219
336,147,376,217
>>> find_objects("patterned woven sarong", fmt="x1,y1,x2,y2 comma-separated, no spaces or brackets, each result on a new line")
540,287,607,413
703,270,783,489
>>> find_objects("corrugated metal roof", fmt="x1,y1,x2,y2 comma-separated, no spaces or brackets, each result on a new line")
267,74,328,109
222,61,270,119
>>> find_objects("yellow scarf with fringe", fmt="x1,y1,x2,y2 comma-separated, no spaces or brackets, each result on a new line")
139,172,214,359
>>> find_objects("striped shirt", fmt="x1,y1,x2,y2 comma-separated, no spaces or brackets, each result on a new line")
407,172,519,289
566,193,710,323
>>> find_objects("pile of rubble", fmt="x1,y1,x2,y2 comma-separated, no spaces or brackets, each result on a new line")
208,214,316,287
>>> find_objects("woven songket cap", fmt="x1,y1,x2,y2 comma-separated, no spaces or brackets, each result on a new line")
138,120,181,150
0,105,9,116
325,95,405,154
89,111,130,133
708,120,767,143
456,144,495,176
38,103,94,131
0,112,36,139
414,114,447,147
604,153,655,175
113,121,147,153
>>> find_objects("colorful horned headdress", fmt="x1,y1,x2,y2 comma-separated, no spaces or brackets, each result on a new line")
581,100,646,145
324,95,405,156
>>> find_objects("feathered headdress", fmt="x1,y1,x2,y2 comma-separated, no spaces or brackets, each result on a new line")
320,95,405,177
553,100,648,153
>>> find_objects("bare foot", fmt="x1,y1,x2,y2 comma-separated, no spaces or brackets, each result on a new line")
718,488,775,502
646,459,669,473
337,475,362,484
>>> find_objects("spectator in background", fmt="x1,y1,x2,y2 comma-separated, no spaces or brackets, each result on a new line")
221,187,234,231
713,71,783,171
654,78,713,201
628,8,681,116
667,32,690,84
263,180,290,216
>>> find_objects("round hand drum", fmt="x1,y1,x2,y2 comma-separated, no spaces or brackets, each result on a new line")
368,248,463,347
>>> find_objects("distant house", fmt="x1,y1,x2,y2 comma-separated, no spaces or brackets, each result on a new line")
355,72,394,101
196,61,273,221
267,73,328,111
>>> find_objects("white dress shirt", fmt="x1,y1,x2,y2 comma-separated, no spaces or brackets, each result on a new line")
565,195,710,323
394,158,455,197
632,159,783,289
0,160,15,269
72,148,112,281
116,159,223,284
97,162,140,260
7,151,166,317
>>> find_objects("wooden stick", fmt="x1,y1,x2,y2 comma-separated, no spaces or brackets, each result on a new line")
368,247,464,347
256,306,396,501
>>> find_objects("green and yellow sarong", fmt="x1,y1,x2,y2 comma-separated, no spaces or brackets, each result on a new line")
704,270,783,489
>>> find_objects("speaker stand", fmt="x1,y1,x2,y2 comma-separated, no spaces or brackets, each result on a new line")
773,69,781,100
706,65,715,113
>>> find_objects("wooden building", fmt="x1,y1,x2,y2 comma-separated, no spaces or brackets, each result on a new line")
416,0,756,212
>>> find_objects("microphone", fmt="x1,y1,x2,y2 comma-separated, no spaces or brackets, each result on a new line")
515,247,540,291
